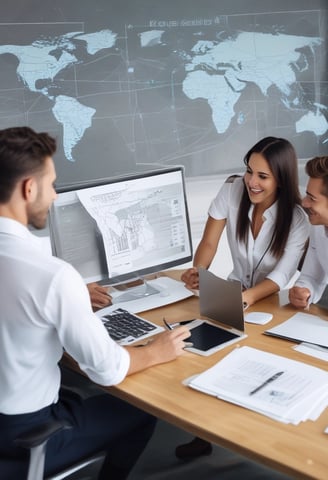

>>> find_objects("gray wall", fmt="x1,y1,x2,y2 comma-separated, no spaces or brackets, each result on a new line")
0,0,327,186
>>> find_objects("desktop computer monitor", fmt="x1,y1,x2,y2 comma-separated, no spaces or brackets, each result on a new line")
48,166,193,297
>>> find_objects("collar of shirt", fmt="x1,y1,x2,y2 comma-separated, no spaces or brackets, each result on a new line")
248,200,277,224
0,216,43,248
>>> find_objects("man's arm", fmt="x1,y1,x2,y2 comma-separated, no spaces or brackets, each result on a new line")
125,326,191,375
289,228,328,306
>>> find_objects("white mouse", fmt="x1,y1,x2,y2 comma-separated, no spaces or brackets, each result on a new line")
244,312,273,325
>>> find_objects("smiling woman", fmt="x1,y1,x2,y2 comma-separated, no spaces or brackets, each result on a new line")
180,136,310,308
177,135,310,459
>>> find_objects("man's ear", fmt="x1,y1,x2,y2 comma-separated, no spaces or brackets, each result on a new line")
22,177,37,202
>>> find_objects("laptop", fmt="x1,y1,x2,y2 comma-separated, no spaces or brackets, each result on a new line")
184,268,247,356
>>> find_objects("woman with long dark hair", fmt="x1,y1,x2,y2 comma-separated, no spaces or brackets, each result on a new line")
181,136,309,308
177,137,310,460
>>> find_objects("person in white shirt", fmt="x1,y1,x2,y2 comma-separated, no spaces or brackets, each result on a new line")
289,156,328,308
181,136,309,308
0,126,190,479
177,136,310,459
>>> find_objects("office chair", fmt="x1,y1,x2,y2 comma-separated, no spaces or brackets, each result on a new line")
1,418,105,480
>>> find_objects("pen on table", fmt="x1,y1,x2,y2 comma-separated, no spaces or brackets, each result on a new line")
249,371,284,396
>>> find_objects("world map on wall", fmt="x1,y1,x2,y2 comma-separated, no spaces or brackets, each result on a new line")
0,11,326,181
0,30,116,162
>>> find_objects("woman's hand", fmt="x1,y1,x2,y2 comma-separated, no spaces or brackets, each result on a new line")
181,267,199,289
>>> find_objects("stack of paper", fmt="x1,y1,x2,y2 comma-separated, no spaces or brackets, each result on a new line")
187,346,328,424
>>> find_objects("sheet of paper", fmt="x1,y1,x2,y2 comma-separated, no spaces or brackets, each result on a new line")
96,276,193,315
294,342,328,362
187,346,328,424
265,312,328,348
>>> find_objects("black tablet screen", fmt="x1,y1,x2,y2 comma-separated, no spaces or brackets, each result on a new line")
189,323,239,351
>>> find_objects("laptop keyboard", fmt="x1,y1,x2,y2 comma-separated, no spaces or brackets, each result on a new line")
101,308,157,342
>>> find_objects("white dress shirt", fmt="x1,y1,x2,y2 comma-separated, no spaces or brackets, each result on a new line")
0,217,130,415
295,225,328,303
208,177,310,289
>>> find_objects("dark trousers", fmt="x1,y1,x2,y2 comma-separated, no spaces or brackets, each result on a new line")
0,388,156,479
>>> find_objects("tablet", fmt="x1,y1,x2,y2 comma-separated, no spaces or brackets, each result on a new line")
185,320,243,356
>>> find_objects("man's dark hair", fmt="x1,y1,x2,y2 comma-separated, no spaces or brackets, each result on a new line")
0,126,56,202
305,156,328,198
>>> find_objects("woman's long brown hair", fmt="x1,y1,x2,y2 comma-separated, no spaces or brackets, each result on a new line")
236,136,302,259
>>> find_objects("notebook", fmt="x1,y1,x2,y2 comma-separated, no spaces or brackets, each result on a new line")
184,268,247,356
100,308,164,345
264,311,328,348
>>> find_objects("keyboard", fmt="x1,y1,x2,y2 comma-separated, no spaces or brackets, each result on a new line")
101,308,164,345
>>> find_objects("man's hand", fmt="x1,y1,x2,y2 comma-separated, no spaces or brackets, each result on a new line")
181,267,199,289
126,326,191,374
149,326,192,361
289,286,311,309
87,282,112,309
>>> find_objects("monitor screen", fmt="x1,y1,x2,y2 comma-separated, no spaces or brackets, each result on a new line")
49,166,193,287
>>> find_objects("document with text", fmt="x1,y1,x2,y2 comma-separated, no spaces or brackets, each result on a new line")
186,346,328,424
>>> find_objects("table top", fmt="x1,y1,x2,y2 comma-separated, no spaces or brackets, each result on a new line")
64,272,328,479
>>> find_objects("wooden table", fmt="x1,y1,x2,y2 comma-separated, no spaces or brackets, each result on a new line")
63,272,328,479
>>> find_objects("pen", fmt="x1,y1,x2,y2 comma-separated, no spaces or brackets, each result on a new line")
163,317,173,330
163,318,195,328
170,319,195,327
163,317,193,348
249,371,284,396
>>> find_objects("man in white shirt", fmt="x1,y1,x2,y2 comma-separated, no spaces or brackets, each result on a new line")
0,126,190,479
289,156,328,308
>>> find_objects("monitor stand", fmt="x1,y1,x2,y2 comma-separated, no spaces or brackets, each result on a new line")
109,277,161,304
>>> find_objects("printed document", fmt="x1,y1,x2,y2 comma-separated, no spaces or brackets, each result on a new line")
186,346,328,424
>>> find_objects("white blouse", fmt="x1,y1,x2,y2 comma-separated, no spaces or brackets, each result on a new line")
208,176,310,290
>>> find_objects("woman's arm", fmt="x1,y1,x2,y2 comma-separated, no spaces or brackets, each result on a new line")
181,216,226,288
242,278,279,308
193,216,226,268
